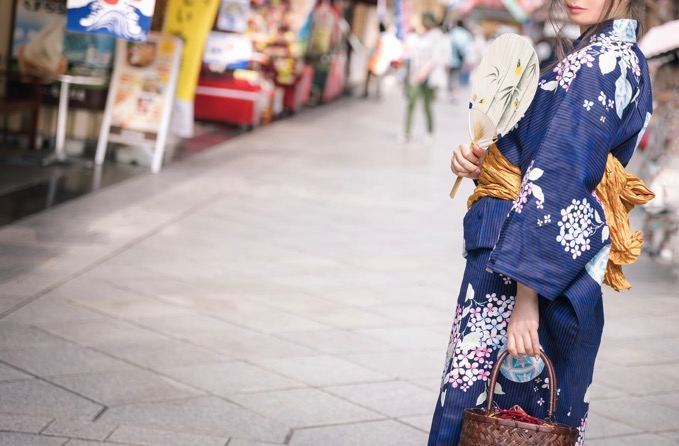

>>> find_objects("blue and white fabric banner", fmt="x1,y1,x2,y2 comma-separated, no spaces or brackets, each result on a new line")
66,0,156,42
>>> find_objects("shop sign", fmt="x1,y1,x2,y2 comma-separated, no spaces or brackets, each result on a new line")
95,33,183,173
65,0,156,41
216,0,250,33
203,32,253,73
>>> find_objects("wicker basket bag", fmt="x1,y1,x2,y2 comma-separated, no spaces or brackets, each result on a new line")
459,351,580,446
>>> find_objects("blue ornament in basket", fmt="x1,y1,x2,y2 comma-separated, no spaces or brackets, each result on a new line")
498,345,545,383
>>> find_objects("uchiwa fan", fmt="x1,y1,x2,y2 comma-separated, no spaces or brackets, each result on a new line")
450,34,540,198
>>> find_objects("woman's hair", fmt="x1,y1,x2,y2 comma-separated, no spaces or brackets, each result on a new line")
545,0,647,73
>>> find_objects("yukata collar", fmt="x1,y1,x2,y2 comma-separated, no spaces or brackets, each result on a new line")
573,19,639,46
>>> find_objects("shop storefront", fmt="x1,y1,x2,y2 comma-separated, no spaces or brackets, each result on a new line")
1,0,381,173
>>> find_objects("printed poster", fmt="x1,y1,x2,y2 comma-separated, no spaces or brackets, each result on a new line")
203,32,253,72
12,0,113,75
66,0,156,41
109,35,178,140
216,0,250,33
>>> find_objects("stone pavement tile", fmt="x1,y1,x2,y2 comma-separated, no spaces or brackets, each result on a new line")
51,369,203,406
0,323,66,349
251,355,389,387
288,420,429,446
588,382,630,401
0,294,30,314
595,342,670,367
228,388,383,428
356,327,446,352
161,361,302,395
99,396,288,443
39,318,170,349
644,392,679,410
659,430,679,442
188,331,317,360
0,270,67,298
43,418,117,441
601,315,679,341
65,441,136,446
593,365,679,396
227,440,284,446
0,412,53,433
69,295,190,321
590,397,679,432
99,338,227,370
130,313,243,337
2,300,106,327
0,432,67,446
370,304,454,326
276,329,398,355
209,303,331,335
107,425,227,446
323,380,438,418
398,415,432,433
0,362,32,382
585,412,644,440
0,380,102,418
345,351,442,381
286,303,399,330
0,342,134,378
585,433,676,445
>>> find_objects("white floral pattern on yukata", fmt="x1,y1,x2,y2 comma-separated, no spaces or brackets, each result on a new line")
540,18,641,123
532,21,640,258
513,160,545,214
556,198,608,259
441,284,515,398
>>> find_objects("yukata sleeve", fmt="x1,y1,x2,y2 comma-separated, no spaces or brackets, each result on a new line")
487,54,640,300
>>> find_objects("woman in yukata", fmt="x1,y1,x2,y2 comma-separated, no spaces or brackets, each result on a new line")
428,0,653,445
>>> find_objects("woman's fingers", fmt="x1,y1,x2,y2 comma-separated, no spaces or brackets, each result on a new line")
530,329,541,358
522,332,535,357
452,153,478,176
452,150,481,176
507,334,517,358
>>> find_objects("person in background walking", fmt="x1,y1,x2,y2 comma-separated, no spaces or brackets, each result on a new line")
363,23,402,99
399,12,448,145
447,20,472,102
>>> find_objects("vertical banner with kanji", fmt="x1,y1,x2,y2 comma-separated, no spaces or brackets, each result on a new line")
66,0,156,41
163,0,221,138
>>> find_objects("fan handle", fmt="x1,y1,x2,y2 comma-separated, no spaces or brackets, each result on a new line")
450,111,496,199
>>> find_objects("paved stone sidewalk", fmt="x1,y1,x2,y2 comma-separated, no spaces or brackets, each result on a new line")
1,86,678,445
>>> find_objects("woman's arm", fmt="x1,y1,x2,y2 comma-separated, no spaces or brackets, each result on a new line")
507,283,540,358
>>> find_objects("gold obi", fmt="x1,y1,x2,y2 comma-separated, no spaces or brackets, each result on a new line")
467,144,655,291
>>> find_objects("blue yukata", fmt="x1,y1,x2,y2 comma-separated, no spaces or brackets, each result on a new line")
428,19,653,446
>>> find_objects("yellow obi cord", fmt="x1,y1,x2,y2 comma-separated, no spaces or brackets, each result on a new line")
466,147,654,292
467,144,521,210
594,153,655,291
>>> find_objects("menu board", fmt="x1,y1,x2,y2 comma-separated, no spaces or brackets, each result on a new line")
95,33,183,173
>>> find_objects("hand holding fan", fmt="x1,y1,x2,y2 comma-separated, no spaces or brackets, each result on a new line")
450,34,540,198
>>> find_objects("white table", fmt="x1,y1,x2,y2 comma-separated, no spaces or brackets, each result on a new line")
37,73,108,166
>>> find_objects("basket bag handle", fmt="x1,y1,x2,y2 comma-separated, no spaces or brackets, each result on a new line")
486,351,558,419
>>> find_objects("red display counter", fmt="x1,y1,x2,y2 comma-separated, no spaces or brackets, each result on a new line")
194,76,269,127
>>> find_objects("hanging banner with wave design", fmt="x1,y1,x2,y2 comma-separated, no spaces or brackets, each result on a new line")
66,0,156,42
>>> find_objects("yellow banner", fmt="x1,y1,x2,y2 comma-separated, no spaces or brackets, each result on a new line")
163,0,221,101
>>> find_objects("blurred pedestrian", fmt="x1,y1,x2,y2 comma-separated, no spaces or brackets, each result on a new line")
399,12,448,144
447,20,472,102
363,22,402,99
428,0,653,445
